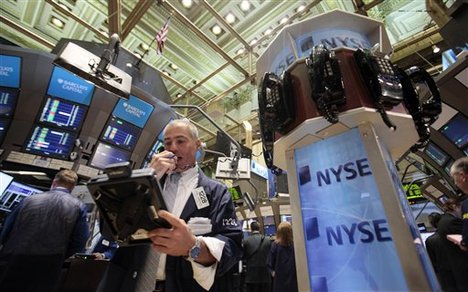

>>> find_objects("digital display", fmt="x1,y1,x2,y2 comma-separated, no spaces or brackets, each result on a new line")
0,118,11,144
0,181,41,212
47,66,95,105
440,113,468,148
24,125,76,159
402,183,425,203
90,142,131,170
0,87,19,117
38,97,87,131
424,142,449,166
0,55,21,88
228,185,242,201
142,139,164,168
264,225,277,236
112,95,154,128
0,171,14,196
281,214,292,223
101,116,141,151
263,216,275,225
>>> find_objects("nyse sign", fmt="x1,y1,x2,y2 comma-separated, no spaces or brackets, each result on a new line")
295,128,408,291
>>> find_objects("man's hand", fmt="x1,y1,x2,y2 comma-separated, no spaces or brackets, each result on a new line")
149,151,177,179
147,210,196,257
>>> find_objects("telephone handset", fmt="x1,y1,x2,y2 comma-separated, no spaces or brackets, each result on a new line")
398,66,441,151
258,72,295,174
354,49,403,130
305,45,346,124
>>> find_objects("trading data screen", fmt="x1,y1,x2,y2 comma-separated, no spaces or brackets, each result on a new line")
38,96,87,131
424,142,449,166
101,116,141,151
0,87,19,118
0,118,11,144
0,181,41,212
440,113,468,149
90,142,131,170
24,125,76,159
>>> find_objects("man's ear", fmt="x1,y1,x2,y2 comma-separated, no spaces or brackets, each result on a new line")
196,140,202,149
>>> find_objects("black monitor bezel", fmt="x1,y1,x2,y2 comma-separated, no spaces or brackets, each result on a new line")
89,141,131,170
0,86,20,118
23,124,77,160
99,115,142,152
36,95,89,132
46,65,95,106
0,54,22,89
440,113,468,149
423,142,450,167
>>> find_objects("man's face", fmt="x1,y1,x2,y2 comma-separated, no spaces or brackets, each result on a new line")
451,170,468,194
163,123,200,172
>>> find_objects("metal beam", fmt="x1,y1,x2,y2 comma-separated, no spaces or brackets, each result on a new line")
0,15,54,49
108,0,122,36
121,0,154,40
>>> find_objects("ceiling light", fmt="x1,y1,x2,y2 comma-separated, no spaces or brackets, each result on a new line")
432,44,441,54
58,3,71,12
169,63,178,70
236,48,245,55
264,28,272,35
280,16,289,24
140,43,149,51
240,0,251,11
296,4,306,12
181,0,193,9
51,17,64,28
134,52,142,59
211,24,222,35
176,93,183,98
162,70,171,76
249,38,258,45
225,12,236,24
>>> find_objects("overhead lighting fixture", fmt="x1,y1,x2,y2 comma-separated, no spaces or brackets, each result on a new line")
162,70,171,76
225,12,236,24
249,38,258,46
296,4,306,13
134,52,142,59
140,43,149,51
240,0,251,11
58,2,72,12
176,93,183,98
169,63,178,70
181,0,193,9
280,16,289,24
236,48,245,55
264,28,273,35
211,24,223,35
51,17,65,28
432,44,441,54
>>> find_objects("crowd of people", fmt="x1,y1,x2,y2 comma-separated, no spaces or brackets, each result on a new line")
0,118,466,292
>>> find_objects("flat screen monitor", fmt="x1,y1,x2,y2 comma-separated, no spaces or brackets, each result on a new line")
38,96,87,131
112,95,154,128
440,113,468,149
228,185,242,201
142,139,164,168
0,55,21,88
47,66,95,105
100,116,141,151
214,131,232,157
0,181,41,212
424,142,449,166
444,159,454,175
0,171,14,196
263,215,275,225
0,118,11,144
264,225,276,236
24,125,76,159
280,214,292,223
90,142,131,170
0,87,19,118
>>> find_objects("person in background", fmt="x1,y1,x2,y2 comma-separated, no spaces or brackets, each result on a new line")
267,221,298,292
437,198,468,292
450,156,468,251
425,212,448,289
0,169,89,291
92,234,119,260
242,221,272,292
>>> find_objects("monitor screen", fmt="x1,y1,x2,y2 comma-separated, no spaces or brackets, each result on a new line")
90,142,131,170
264,225,277,236
112,95,154,128
47,66,95,105
280,214,292,223
0,171,14,196
101,116,141,151
0,87,19,118
142,139,164,168
263,215,275,225
440,113,468,149
0,118,11,144
214,131,232,157
0,55,21,88
228,185,242,201
424,142,449,166
38,96,87,131
24,125,76,159
0,181,41,212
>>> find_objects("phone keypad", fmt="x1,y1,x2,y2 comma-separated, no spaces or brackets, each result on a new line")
377,58,394,75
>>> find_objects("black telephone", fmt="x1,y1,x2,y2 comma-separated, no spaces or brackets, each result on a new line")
305,44,346,124
354,49,403,130
258,72,295,174
398,66,441,151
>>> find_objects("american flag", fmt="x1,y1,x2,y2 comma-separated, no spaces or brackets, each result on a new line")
156,16,171,54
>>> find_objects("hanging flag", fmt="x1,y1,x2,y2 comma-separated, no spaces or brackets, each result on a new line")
156,16,171,54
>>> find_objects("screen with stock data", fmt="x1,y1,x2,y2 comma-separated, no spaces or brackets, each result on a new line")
0,87,19,118
38,96,87,131
24,125,76,159
100,116,141,151
0,181,41,212
89,142,131,170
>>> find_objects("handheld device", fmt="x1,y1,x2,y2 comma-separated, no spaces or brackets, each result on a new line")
86,163,170,245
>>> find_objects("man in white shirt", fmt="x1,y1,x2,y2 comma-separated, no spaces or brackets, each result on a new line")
147,119,243,291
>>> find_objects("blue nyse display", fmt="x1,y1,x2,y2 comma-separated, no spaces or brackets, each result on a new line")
0,55,21,88
112,95,154,128
47,66,95,106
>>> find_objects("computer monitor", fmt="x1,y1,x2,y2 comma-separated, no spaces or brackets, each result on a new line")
424,142,449,166
47,66,95,106
141,139,164,168
0,181,41,212
263,215,275,225
0,171,14,196
440,113,468,149
24,125,76,160
112,95,154,128
0,118,11,145
214,131,232,157
264,224,277,236
0,87,19,118
38,96,87,131
280,214,292,223
89,142,131,170
100,116,141,151
0,55,21,88
228,185,242,201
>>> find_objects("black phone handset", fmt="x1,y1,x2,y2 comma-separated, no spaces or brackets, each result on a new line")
258,72,296,175
354,49,403,130
305,44,346,124
399,66,442,151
